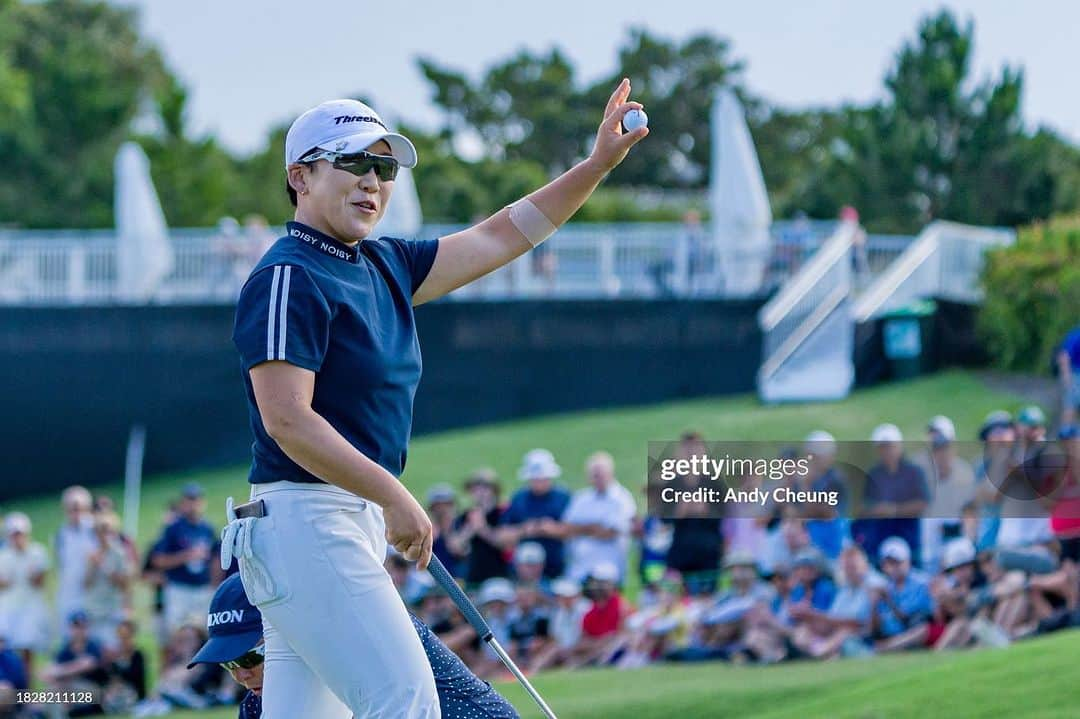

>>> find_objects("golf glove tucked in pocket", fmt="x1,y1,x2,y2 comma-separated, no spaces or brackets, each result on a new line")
221,497,257,569
222,496,288,607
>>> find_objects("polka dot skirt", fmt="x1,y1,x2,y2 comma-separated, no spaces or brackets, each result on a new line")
411,614,521,719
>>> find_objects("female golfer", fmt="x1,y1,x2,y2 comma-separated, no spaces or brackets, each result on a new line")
230,80,647,718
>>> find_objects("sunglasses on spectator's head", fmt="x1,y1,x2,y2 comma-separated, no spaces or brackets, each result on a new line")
300,150,399,182
221,643,265,671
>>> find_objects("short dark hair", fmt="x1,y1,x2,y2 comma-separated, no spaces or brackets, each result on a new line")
286,149,320,207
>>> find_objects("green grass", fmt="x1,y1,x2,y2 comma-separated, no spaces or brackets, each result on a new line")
140,630,1080,719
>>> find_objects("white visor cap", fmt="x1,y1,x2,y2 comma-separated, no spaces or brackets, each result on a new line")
285,99,417,169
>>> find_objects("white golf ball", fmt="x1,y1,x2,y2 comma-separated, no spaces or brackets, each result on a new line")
622,108,648,133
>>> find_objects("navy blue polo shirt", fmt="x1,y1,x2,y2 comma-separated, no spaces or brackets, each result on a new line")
500,486,572,578
157,516,217,586
233,221,439,484
858,458,929,563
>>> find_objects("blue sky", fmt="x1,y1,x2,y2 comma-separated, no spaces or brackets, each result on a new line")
114,0,1080,154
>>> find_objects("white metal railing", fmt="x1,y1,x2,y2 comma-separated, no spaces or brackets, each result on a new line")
852,221,1014,322
0,220,845,305
758,222,858,382
863,234,912,276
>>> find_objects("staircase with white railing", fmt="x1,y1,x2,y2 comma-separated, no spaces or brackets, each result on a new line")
758,219,1014,403
757,221,859,402
852,221,1014,322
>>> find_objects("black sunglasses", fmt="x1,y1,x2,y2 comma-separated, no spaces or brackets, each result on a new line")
301,150,399,182
220,642,265,671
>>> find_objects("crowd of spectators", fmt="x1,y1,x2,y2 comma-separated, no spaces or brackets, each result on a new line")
387,407,1080,680
2,401,1079,715
0,483,238,717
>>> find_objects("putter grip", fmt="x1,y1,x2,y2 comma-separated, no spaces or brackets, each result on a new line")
427,554,493,642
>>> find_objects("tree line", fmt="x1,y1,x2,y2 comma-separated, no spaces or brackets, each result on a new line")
2,0,1079,233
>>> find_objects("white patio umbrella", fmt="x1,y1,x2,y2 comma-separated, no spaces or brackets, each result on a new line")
709,87,772,296
367,109,423,238
114,141,174,302
374,165,423,239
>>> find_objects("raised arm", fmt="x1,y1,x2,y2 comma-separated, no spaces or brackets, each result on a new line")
413,79,649,305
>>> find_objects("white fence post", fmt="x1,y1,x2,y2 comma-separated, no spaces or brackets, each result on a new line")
69,245,87,303
599,234,617,296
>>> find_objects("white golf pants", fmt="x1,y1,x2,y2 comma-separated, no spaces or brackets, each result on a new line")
240,480,440,718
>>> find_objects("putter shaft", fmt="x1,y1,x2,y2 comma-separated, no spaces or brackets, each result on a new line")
487,637,559,719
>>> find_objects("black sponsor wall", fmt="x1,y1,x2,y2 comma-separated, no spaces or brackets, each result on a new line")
0,299,763,498
0,305,247,500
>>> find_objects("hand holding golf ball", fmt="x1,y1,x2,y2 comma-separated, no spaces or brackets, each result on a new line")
621,108,649,133
589,78,649,173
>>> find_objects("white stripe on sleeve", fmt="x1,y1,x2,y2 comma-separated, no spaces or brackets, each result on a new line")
266,265,282,361
276,266,292,360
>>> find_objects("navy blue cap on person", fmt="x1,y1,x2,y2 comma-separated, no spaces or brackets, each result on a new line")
188,574,262,669
182,482,205,499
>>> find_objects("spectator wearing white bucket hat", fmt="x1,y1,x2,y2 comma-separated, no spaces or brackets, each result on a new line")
497,450,572,578
0,512,51,670
914,416,976,573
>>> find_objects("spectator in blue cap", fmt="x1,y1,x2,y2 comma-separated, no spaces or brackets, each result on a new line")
191,575,521,718
151,483,218,636
973,411,1018,549
1017,405,1047,446
41,610,107,716
873,536,934,652
1015,406,1053,481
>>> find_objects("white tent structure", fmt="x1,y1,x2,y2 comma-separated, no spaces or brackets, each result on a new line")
375,166,423,239
114,142,174,302
709,88,772,296
370,110,424,239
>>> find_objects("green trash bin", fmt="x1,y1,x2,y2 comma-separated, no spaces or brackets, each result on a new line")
881,299,936,379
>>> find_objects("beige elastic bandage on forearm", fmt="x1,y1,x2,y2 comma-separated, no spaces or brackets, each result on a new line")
508,199,558,247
